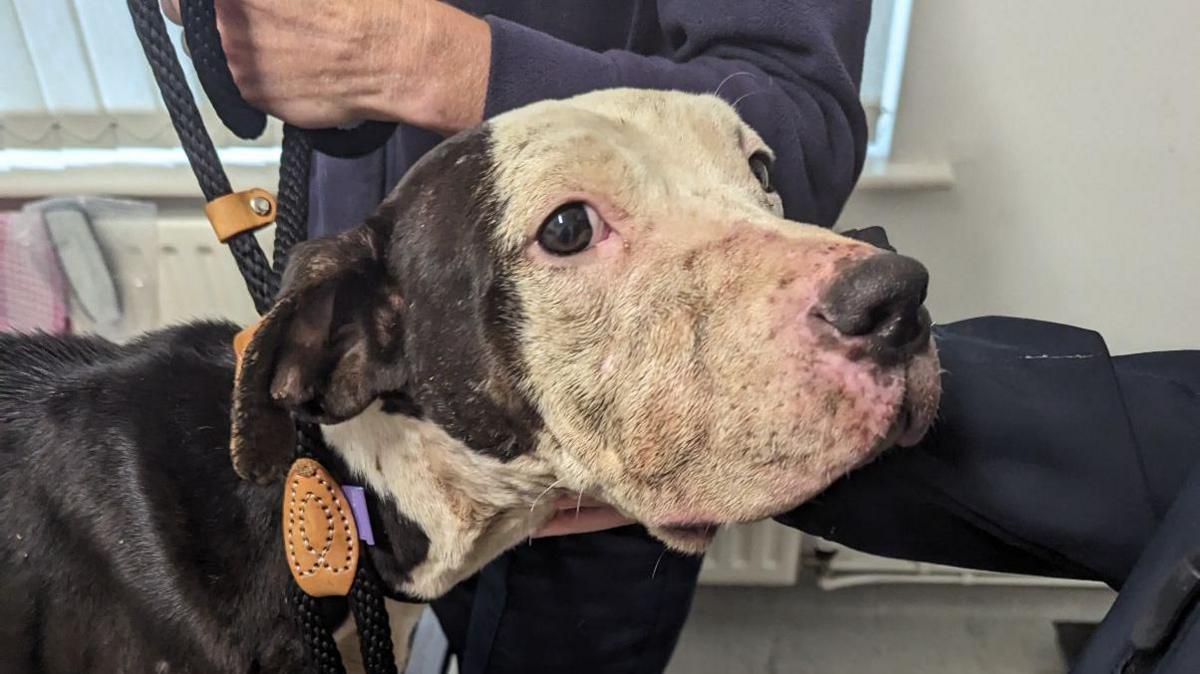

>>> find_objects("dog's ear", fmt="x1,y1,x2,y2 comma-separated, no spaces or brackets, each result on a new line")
840,226,897,253
230,224,406,483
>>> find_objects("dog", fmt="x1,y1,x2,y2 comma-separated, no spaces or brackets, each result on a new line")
0,88,940,673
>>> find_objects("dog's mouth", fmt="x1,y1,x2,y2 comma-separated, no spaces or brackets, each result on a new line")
893,406,918,445
890,347,941,448
884,381,921,448
661,522,720,540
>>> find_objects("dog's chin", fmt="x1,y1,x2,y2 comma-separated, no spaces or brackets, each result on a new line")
647,524,721,555
616,348,940,557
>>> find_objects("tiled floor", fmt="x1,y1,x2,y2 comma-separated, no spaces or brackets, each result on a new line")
668,576,1115,674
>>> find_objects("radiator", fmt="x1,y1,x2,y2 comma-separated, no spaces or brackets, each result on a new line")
812,539,1107,591
155,215,265,327
700,520,803,586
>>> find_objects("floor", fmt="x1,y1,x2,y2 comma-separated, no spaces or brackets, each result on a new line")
667,576,1115,674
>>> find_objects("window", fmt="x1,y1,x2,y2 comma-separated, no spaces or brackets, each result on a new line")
0,0,280,193
0,0,914,194
862,0,914,159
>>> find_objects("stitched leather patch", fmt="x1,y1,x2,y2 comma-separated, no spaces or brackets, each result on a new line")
204,188,275,243
283,458,359,597
231,320,259,380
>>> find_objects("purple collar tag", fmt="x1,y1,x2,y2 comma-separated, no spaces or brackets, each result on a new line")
342,485,375,546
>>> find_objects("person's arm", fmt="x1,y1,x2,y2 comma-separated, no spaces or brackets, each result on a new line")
780,316,1200,588
160,0,490,134
164,0,870,226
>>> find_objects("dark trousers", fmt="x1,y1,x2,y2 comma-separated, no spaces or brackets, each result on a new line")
432,317,1200,673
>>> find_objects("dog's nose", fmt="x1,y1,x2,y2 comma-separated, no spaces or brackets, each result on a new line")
817,253,930,364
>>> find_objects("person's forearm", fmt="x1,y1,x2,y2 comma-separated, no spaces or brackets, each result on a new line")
162,0,488,135
778,317,1200,588
372,0,490,135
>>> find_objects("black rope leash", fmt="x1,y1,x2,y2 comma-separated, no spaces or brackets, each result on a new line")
126,2,398,672
127,0,278,312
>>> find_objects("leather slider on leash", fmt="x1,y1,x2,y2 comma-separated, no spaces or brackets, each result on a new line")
232,327,371,598
205,188,276,242
282,458,360,597
232,321,260,378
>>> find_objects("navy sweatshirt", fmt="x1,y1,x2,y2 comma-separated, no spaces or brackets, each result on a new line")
307,0,871,238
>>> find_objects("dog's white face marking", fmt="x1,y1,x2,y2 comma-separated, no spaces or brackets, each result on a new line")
236,89,940,593
323,404,559,598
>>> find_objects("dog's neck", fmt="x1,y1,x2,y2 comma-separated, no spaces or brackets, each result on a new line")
321,402,561,598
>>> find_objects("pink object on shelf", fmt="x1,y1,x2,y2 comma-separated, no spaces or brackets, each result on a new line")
0,211,70,334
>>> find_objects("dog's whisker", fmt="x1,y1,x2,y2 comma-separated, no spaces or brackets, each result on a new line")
731,89,767,111
574,490,584,519
651,549,667,579
713,71,758,98
531,478,564,514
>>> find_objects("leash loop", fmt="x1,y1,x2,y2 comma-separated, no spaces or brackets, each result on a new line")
127,0,278,313
179,0,267,140
126,2,400,671
178,0,397,157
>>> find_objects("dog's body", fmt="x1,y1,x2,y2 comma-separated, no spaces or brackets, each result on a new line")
0,89,940,673
0,325,307,672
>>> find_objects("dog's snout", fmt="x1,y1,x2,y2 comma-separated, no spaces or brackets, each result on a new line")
816,253,930,364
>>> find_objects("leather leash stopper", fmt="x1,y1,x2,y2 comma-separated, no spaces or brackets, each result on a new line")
204,188,276,242
283,458,361,597
231,320,260,379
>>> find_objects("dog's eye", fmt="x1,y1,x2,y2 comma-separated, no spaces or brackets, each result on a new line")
537,203,602,255
749,152,774,193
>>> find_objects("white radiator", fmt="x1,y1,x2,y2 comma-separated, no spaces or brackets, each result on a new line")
811,539,1107,591
700,520,802,586
155,215,265,327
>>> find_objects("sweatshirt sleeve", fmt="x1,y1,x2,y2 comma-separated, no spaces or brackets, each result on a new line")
778,318,1200,588
483,1,871,227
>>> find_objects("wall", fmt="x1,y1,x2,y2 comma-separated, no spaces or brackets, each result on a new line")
841,1,1200,354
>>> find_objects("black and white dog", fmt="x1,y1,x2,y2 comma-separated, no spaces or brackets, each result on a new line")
0,89,940,673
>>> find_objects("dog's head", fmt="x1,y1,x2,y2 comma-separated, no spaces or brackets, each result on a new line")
232,89,940,577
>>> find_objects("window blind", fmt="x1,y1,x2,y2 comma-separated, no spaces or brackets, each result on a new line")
0,0,280,152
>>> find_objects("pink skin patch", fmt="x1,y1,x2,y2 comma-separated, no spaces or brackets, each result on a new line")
768,243,901,449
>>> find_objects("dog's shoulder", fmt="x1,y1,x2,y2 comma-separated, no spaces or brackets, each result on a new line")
0,320,241,475
0,322,238,400
0,321,295,672
0,330,118,402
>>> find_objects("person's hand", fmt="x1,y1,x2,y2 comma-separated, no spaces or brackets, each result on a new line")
160,0,490,134
533,494,636,538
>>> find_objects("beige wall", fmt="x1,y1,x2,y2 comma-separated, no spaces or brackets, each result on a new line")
841,1,1200,354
